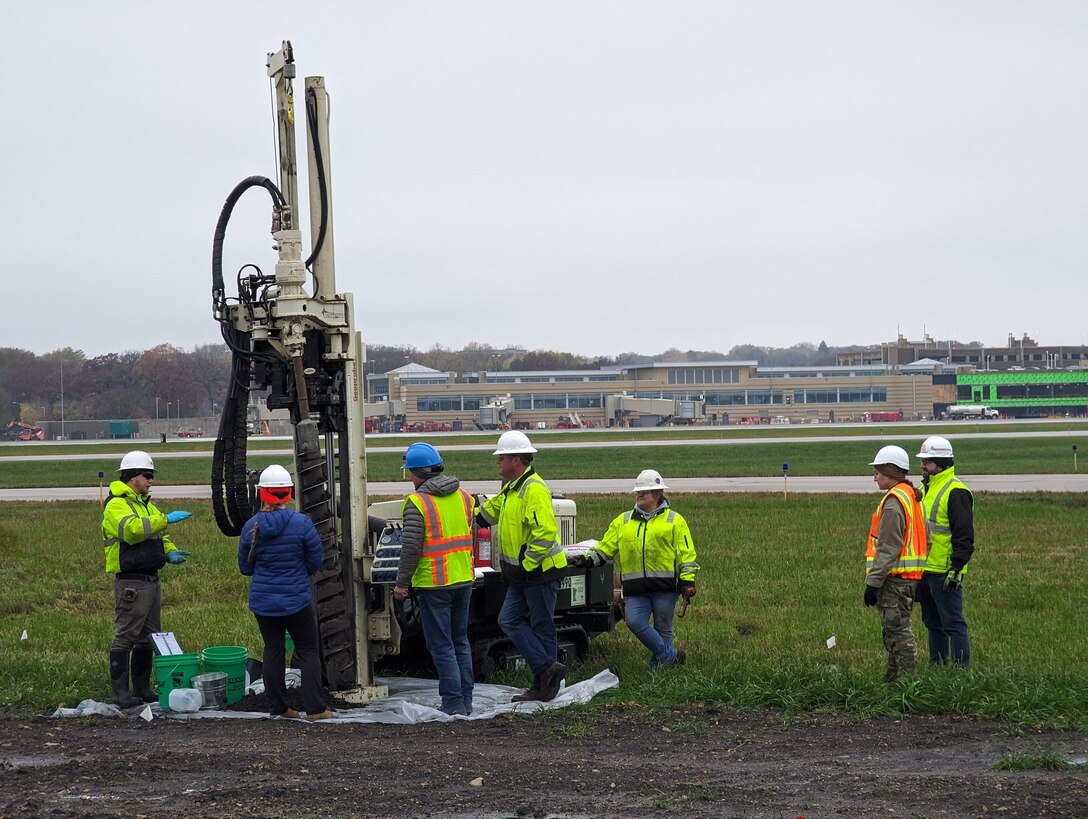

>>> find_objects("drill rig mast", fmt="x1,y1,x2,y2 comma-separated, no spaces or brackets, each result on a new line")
209,42,394,702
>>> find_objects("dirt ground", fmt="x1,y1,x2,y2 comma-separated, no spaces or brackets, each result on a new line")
2,702,1086,819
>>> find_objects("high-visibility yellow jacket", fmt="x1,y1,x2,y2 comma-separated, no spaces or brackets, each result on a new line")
866,482,928,583
401,488,475,589
101,480,178,574
589,504,699,596
921,467,974,575
479,467,566,586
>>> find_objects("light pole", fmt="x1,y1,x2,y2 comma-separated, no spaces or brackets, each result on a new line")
156,397,160,420
176,398,180,420
167,401,173,420
59,362,65,441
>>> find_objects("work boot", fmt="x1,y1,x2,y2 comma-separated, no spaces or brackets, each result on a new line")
129,647,159,703
673,649,687,666
511,689,542,702
305,709,335,722
109,650,143,708
539,661,566,702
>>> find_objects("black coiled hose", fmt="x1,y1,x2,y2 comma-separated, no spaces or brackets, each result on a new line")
210,177,286,536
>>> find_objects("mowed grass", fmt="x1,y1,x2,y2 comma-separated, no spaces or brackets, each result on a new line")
2,432,1086,487
2,492,1086,727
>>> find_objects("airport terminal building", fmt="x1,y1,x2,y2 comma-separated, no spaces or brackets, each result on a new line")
365,332,1088,430
365,360,938,430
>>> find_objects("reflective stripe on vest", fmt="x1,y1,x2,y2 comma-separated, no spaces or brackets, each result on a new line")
406,490,475,588
103,502,153,547
922,468,971,575
498,476,563,564
867,483,929,580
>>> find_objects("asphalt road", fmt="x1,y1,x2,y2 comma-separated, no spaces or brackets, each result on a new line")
1,473,1082,501
2,426,1086,463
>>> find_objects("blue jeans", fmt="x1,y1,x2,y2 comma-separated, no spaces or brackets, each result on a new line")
498,580,560,678
624,591,681,667
417,587,474,715
916,572,970,667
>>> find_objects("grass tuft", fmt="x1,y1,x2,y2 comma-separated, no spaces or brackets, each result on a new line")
991,750,1075,771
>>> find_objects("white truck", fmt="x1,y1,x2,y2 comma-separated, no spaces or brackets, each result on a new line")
947,405,999,419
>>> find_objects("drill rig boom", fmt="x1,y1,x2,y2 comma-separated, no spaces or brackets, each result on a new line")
209,41,394,703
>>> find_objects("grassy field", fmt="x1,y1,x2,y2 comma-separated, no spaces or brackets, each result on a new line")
2,492,1085,727
1,433,1086,488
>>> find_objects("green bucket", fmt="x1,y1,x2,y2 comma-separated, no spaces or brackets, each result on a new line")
153,653,201,709
201,646,249,706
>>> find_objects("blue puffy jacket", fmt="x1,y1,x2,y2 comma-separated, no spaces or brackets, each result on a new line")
238,508,323,617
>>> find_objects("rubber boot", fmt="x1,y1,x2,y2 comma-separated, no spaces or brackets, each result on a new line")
130,647,159,703
109,650,142,708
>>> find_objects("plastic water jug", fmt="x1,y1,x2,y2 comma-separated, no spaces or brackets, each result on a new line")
168,687,203,712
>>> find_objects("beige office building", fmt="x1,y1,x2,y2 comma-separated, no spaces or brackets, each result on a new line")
366,360,937,430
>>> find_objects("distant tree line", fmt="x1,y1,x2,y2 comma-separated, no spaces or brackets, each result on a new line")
2,339,866,423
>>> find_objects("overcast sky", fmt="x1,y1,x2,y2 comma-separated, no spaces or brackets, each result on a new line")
5,2,1086,360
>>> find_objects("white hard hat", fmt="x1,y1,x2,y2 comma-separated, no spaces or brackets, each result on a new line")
869,445,910,472
633,469,669,492
258,464,294,488
118,450,155,472
916,436,954,459
493,430,537,455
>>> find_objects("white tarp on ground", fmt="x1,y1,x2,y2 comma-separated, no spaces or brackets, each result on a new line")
51,669,620,724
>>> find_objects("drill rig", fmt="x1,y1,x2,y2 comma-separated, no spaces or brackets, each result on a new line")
210,44,620,698
209,42,392,702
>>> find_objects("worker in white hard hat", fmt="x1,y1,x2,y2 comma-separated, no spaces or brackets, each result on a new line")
101,450,192,708
394,443,476,716
476,430,568,702
238,464,332,721
572,469,699,667
864,445,928,682
915,436,974,668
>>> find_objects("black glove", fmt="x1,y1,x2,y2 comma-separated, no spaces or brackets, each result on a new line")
863,585,879,607
569,554,590,569
680,582,697,599
943,569,964,592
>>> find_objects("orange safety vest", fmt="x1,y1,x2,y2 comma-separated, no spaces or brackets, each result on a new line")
402,490,475,588
866,482,928,580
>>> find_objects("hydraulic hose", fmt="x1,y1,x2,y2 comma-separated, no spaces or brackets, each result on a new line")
303,86,329,292
210,177,286,536
212,175,286,318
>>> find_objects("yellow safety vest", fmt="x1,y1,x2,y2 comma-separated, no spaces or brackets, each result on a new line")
402,490,475,588
479,467,566,584
921,467,972,575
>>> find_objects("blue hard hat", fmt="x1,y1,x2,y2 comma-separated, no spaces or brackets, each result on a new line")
403,442,442,470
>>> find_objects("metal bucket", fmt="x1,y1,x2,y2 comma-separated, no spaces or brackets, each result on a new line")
191,671,228,709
